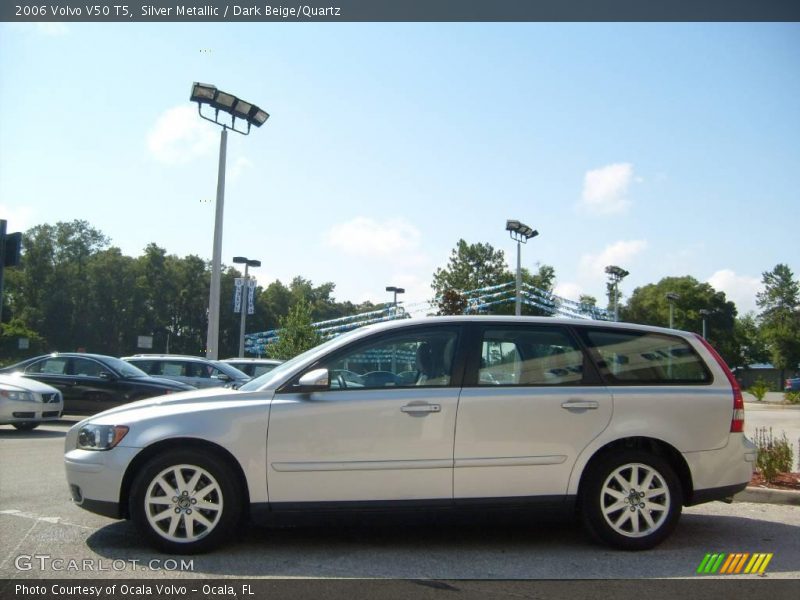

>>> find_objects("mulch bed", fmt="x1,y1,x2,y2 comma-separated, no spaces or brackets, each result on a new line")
749,471,800,491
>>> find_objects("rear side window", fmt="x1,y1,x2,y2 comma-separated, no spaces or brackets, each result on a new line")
580,329,710,384
479,326,585,386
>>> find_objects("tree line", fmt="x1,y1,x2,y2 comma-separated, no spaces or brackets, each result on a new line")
0,220,377,363
1,221,798,378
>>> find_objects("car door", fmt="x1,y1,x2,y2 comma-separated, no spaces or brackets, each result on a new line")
453,324,613,500
266,325,464,506
67,357,125,413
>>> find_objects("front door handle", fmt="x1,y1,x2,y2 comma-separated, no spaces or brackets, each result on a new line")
401,403,441,415
561,400,599,410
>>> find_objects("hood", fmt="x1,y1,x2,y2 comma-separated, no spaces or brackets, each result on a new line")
85,386,246,422
0,373,60,394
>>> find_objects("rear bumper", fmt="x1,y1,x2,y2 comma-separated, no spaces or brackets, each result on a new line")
683,433,757,505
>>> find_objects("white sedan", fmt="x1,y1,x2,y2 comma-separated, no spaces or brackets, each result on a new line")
0,374,63,430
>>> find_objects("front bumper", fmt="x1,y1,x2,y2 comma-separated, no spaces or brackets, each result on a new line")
64,446,140,519
1,398,63,424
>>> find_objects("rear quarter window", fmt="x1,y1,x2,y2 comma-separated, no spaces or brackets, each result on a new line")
579,328,711,385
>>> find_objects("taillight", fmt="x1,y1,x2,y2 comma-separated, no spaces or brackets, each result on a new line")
694,334,744,433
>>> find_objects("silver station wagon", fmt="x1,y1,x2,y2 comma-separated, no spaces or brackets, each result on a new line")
64,316,756,553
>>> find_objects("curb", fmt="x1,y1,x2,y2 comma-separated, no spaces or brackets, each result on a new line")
734,487,800,506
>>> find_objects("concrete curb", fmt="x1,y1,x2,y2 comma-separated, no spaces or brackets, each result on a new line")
734,486,800,506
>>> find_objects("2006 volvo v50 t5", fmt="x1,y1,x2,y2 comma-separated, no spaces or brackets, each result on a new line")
64,316,756,553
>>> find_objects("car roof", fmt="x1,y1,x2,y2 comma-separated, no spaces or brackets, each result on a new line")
356,315,694,337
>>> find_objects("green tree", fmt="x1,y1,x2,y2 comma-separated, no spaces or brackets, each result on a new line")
757,264,800,379
266,299,322,360
432,240,508,298
624,276,739,366
437,289,468,315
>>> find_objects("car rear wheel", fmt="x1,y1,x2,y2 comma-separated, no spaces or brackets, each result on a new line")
580,450,681,550
129,450,242,554
12,422,39,431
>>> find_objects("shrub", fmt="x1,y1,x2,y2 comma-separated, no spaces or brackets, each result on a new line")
753,427,794,483
748,378,770,402
785,391,800,405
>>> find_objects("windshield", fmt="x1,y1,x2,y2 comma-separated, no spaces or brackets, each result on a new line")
239,332,362,391
209,360,250,380
106,356,149,378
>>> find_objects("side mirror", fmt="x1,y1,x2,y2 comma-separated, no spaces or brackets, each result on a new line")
99,371,117,381
297,368,329,392
212,373,231,381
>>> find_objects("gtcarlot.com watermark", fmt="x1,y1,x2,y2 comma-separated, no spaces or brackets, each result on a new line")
14,554,194,573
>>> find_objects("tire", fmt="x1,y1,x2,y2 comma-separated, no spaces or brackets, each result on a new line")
129,449,243,554
580,450,682,551
13,422,39,431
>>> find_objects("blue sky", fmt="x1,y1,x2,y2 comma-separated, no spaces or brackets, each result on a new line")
1,23,798,316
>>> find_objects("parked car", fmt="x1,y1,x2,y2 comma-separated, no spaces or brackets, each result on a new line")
0,374,63,430
1,353,193,415
64,317,755,554
784,377,800,392
221,358,283,379
121,355,250,389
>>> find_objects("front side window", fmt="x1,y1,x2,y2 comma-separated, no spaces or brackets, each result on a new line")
71,358,103,377
318,328,459,390
478,326,585,386
580,329,710,384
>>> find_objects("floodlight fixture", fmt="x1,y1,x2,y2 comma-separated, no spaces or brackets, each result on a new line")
506,219,538,242
190,82,270,135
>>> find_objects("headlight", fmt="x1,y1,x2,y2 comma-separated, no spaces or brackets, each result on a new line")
0,389,35,402
76,424,129,451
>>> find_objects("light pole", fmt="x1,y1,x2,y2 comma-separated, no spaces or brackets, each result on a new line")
385,286,405,316
605,265,630,322
699,309,712,339
666,292,680,329
233,256,261,358
190,82,269,359
506,220,539,316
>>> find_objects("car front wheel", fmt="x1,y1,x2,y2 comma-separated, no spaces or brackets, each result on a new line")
129,450,242,554
580,450,681,550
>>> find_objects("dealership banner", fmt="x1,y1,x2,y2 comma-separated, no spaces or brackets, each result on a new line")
3,0,800,22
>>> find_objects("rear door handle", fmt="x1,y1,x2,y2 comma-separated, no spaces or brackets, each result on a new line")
561,400,599,410
401,403,441,415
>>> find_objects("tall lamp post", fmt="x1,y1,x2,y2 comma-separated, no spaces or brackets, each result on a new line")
699,309,712,339
190,82,269,360
385,286,405,317
233,256,261,358
666,292,680,329
605,265,630,322
506,220,539,316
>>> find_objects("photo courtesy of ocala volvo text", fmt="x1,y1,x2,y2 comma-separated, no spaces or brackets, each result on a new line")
64,316,756,553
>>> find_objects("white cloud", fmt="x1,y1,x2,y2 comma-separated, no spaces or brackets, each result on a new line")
325,217,423,260
579,239,649,280
146,105,217,165
554,281,584,302
0,204,36,231
580,162,636,215
707,269,763,315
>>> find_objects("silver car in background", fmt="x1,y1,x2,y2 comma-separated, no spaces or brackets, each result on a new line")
65,317,756,554
1,374,63,430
